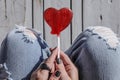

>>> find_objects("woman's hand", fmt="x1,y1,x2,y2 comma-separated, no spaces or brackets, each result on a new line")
30,48,58,80
49,50,79,80
31,48,79,80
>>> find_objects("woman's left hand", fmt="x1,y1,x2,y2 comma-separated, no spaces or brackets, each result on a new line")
30,48,58,80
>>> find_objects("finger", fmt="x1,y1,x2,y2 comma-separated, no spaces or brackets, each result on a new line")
49,71,61,80
55,61,70,79
45,48,58,73
38,70,49,80
60,51,73,66
46,47,58,63
55,60,67,75
50,62,55,73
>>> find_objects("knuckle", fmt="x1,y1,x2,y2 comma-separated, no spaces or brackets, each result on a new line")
36,71,40,78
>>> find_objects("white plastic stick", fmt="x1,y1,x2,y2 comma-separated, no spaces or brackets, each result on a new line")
57,36,60,59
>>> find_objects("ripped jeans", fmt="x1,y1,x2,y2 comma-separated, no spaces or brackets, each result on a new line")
0,26,120,80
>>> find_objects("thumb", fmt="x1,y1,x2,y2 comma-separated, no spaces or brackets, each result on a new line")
49,71,61,80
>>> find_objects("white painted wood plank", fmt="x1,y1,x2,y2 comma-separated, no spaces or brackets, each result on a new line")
0,0,7,27
1,0,32,28
83,0,102,29
24,0,32,28
83,0,120,36
33,0,44,37
0,0,32,44
44,0,71,51
72,0,82,42
6,0,26,28
0,27,11,45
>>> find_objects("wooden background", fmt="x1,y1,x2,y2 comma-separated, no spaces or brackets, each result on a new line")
0,0,120,51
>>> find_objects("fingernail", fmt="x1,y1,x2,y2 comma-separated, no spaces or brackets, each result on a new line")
50,47,57,52
56,58,61,64
50,48,52,52
53,47,57,50
55,71,61,77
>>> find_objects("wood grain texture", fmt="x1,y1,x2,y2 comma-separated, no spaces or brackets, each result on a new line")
0,0,119,48
33,0,44,37
72,0,82,42
24,0,32,27
83,0,120,37
0,0,7,27
0,0,32,44
44,0,71,51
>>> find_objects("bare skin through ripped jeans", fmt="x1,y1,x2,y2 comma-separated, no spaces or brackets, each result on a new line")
0,26,120,80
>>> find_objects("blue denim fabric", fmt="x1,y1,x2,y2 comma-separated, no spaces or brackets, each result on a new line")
66,27,120,80
0,26,120,80
0,26,51,80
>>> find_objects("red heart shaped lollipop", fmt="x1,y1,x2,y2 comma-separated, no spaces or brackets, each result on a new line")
44,8,73,36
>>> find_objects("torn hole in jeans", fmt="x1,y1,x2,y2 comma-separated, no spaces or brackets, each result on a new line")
15,25,37,43
0,63,13,80
85,26,120,50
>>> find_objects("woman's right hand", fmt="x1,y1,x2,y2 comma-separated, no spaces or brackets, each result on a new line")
49,49,79,80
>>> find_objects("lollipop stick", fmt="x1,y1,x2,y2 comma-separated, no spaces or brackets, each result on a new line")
56,35,61,64
57,36,60,59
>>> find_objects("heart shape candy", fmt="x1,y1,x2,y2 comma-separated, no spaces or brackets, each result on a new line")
44,8,73,36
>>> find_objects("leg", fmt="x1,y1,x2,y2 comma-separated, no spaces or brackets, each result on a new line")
0,25,51,80
66,26,120,80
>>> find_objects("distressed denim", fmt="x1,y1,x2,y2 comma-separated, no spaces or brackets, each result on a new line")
0,25,120,80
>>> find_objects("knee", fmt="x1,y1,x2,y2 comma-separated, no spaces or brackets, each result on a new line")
7,25,37,44
77,26,120,80
84,26,120,50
